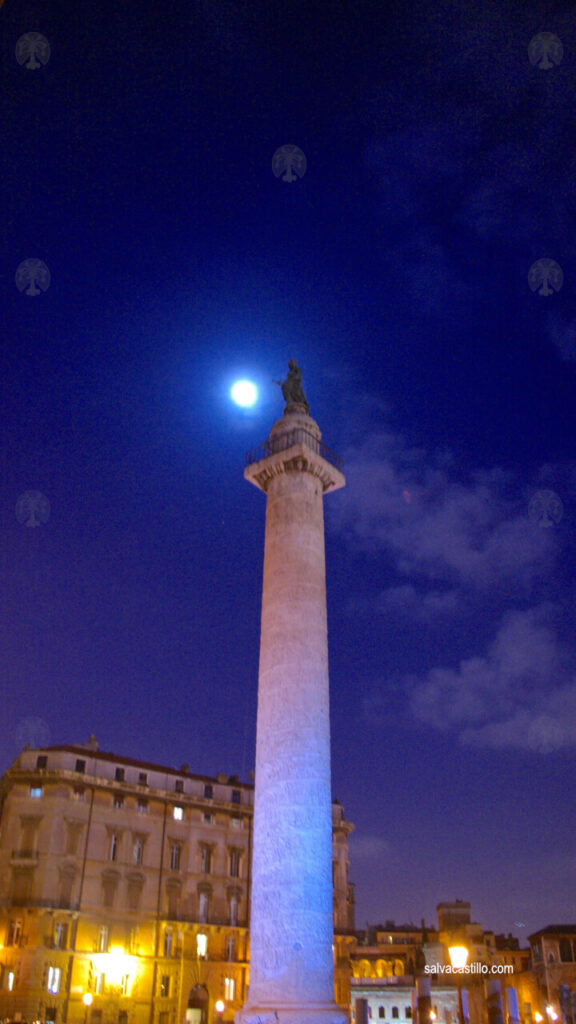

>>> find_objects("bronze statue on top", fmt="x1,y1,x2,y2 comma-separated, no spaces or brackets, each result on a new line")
274,359,309,414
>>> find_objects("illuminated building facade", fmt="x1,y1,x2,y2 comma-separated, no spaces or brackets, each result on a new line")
528,926,576,1023
0,740,355,1024
349,909,533,1024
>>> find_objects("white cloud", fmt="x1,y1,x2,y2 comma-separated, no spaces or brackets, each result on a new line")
331,433,557,593
410,606,576,752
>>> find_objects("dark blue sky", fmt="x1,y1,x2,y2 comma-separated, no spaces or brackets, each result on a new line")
2,0,576,938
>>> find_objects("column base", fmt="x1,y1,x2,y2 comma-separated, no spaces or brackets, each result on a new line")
236,1003,348,1024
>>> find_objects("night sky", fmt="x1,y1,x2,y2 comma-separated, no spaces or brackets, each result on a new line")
2,0,576,940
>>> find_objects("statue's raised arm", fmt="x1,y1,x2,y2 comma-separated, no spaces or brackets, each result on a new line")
277,359,309,413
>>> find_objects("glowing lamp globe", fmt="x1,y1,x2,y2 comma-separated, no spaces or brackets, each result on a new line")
449,945,469,970
231,380,258,408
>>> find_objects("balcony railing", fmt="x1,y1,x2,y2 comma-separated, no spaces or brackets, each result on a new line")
0,896,80,910
246,428,343,471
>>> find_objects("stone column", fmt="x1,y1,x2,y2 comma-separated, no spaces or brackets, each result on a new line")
237,405,346,1024
416,976,432,1024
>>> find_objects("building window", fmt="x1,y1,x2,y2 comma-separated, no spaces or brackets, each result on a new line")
170,842,181,871
166,883,181,918
93,971,105,995
198,889,209,923
65,822,82,856
379,1009,385,1020
164,930,173,957
114,795,124,809
98,925,109,952
75,759,86,773
115,767,125,782
137,799,148,814
224,977,235,1001
204,784,213,799
59,865,76,909
133,838,144,865
36,755,48,769
120,974,130,997
73,786,85,801
228,891,239,926
119,1012,128,1024
175,779,184,793
138,772,148,786
560,939,573,963
109,833,119,861
229,848,241,878
230,816,241,829
7,919,22,946
127,874,144,912
200,845,212,873
392,1010,399,1020
173,806,183,821
102,871,119,908
160,975,171,998
1,968,15,991
203,812,213,824
405,1010,412,1020
54,922,68,949
30,786,43,799
12,868,33,902
226,935,235,961
231,789,241,804
47,966,61,994
197,933,208,958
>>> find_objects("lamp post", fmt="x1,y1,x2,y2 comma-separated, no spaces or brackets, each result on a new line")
449,946,469,1024
215,999,225,1024
83,991,93,1024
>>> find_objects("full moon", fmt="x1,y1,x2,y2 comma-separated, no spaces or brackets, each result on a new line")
231,379,258,407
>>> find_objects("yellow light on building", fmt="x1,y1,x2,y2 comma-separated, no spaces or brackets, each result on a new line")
93,948,137,990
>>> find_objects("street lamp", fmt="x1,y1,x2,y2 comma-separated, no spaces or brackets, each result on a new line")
215,1000,225,1024
82,992,93,1024
449,945,469,1024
